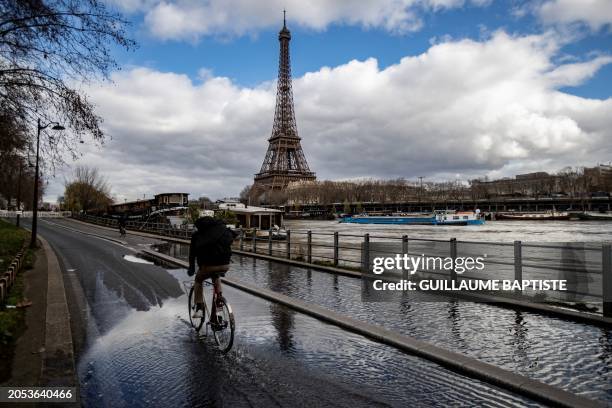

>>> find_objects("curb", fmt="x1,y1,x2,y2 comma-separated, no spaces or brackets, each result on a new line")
38,236,76,387
141,248,603,408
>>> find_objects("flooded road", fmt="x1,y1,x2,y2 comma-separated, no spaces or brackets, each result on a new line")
158,243,612,404
77,274,539,407
35,219,543,407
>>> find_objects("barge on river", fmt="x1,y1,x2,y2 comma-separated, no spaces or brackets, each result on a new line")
577,211,612,221
496,211,570,221
340,211,484,226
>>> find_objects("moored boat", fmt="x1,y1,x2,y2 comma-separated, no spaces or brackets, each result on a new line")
340,210,484,225
577,211,612,221
496,211,570,221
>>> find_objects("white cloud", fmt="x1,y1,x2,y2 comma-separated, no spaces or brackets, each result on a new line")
106,0,159,13
47,30,612,202
133,0,492,40
538,0,612,31
546,55,612,86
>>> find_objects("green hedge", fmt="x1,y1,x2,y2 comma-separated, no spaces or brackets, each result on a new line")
0,219,30,273
0,219,34,381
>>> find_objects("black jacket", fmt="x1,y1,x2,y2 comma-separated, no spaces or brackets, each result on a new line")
189,217,234,269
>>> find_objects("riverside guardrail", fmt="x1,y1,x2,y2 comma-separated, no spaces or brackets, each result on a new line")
0,211,72,218
75,214,612,317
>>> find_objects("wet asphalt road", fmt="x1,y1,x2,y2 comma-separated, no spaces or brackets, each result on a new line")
30,218,542,407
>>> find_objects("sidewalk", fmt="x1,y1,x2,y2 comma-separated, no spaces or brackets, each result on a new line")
1,244,46,387
1,236,76,389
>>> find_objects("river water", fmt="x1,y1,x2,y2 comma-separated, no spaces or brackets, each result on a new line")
284,219,612,243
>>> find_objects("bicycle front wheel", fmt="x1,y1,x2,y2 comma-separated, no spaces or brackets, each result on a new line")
188,286,205,332
212,298,235,353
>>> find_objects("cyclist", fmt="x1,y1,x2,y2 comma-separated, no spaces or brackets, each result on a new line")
187,216,235,320
118,214,127,237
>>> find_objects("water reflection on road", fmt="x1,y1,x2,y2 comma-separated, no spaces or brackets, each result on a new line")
152,241,612,403
77,269,540,407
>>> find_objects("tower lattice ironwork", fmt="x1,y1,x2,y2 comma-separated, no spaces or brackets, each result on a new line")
253,12,315,198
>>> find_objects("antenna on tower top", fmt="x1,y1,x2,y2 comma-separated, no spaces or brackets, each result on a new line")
283,9,286,27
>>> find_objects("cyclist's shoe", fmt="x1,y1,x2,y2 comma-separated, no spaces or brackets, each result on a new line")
192,304,204,319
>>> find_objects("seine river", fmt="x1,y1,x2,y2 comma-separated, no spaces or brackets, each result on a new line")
284,219,612,243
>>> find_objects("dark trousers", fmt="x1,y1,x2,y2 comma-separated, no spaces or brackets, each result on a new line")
194,264,229,305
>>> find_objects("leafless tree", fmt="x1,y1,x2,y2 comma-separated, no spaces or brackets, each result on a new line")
239,184,252,204
63,165,111,212
0,108,38,209
0,0,136,170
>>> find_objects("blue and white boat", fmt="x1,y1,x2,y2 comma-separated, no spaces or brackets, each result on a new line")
340,210,484,225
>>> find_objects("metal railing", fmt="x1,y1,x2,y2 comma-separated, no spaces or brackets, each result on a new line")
74,214,612,316
241,229,612,315
0,210,72,218
78,214,194,239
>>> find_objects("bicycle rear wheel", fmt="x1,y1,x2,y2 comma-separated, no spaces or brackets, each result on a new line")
212,297,235,353
188,286,205,331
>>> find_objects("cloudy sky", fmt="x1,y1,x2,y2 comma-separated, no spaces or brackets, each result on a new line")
46,0,612,203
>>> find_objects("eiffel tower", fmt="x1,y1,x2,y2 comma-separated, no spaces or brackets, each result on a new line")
252,12,315,202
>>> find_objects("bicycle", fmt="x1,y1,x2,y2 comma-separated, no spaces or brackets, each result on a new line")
185,277,235,353
119,225,126,237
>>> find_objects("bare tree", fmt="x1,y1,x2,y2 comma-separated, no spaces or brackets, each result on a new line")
239,184,252,204
0,108,39,209
63,165,111,212
0,0,136,168
195,196,213,209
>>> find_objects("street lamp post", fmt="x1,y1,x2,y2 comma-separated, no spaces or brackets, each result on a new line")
16,160,23,227
30,118,64,249
418,176,424,211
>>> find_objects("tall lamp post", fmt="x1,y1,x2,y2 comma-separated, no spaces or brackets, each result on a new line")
30,118,64,249
16,159,23,227
418,176,424,211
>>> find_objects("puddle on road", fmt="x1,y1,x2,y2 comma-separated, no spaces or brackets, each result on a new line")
77,268,541,408
122,254,154,265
